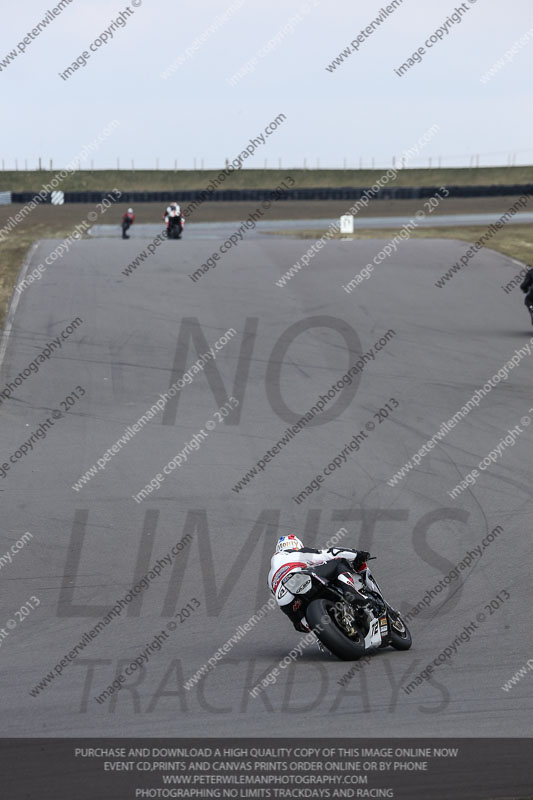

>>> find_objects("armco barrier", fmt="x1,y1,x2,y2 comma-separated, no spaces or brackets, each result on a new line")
8,183,533,204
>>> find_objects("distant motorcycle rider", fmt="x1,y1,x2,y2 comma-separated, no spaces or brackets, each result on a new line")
121,208,135,239
520,266,533,323
268,534,371,632
163,201,184,238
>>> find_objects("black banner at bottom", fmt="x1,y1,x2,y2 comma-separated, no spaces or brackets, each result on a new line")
1,739,532,800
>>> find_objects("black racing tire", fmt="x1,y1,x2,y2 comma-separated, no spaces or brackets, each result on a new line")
306,598,366,661
388,613,412,650
168,222,183,240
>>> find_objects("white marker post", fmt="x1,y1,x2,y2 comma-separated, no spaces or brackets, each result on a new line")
340,215,354,234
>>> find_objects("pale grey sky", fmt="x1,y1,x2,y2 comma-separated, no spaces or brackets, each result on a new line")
1,0,532,170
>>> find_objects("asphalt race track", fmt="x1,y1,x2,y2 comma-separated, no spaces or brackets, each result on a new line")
90,207,533,240
1,225,532,739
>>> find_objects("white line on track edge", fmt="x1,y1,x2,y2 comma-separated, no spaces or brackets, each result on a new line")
0,240,41,372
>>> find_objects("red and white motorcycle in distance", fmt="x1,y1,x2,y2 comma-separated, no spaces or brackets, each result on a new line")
164,208,185,239
282,557,412,660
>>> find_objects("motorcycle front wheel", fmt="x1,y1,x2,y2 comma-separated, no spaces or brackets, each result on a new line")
388,612,412,650
306,598,366,660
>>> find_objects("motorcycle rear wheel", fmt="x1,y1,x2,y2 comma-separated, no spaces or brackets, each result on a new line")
306,598,366,660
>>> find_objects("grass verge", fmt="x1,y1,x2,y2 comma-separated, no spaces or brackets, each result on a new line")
1,165,532,192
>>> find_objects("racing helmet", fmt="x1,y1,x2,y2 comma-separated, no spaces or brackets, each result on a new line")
128,208,133,213
275,534,303,554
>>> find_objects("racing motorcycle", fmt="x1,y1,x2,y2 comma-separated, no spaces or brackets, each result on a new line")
165,210,184,239
282,557,411,660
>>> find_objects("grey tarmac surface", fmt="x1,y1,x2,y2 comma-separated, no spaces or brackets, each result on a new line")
0,229,532,738
91,208,533,240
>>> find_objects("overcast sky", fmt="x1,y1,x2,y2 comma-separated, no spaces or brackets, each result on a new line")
1,0,532,170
